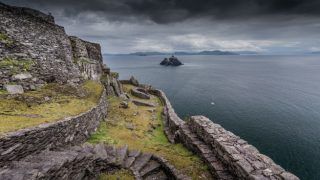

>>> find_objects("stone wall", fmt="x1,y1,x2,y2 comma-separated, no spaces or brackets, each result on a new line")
69,36,103,81
0,2,104,91
148,89,185,143
0,89,107,167
135,84,298,179
0,143,189,180
188,116,298,180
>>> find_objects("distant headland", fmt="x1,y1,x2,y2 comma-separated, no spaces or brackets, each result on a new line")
104,50,260,56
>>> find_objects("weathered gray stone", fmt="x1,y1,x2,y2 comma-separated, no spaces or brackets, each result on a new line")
280,172,300,180
4,84,24,94
129,76,139,86
131,88,150,99
140,160,161,177
12,73,32,80
120,101,129,109
132,99,155,107
131,153,152,171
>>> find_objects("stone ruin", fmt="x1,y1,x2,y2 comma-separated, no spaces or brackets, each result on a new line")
0,2,122,95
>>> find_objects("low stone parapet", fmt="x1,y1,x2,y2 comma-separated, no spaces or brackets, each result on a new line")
188,116,299,180
120,80,299,179
0,89,107,167
148,89,185,142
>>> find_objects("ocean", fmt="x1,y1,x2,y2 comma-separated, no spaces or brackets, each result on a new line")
104,54,320,180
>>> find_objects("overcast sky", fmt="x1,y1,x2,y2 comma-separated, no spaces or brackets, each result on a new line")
3,0,320,54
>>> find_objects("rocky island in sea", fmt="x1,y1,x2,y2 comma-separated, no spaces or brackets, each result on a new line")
160,55,183,66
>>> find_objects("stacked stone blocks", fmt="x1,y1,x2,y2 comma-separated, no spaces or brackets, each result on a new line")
0,89,107,168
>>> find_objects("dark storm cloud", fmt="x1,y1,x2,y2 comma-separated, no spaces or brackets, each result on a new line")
4,0,320,24
2,0,320,54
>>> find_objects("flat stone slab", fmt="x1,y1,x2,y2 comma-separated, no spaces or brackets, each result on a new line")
140,160,161,177
4,85,24,94
131,88,150,99
12,73,32,80
131,153,152,171
132,99,155,107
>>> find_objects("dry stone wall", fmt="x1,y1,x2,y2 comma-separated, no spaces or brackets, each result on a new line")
0,2,103,91
120,81,299,180
69,36,103,81
188,116,299,180
0,89,107,168
0,143,189,180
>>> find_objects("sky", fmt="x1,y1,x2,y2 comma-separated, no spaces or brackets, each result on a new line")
3,0,320,54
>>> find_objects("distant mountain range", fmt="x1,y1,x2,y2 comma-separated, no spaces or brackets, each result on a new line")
104,50,260,56
310,51,320,54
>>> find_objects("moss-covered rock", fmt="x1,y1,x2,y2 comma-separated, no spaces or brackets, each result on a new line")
0,32,14,45
0,57,34,72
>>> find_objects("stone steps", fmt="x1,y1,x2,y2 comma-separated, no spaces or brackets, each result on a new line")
144,169,168,180
140,160,162,177
0,144,190,180
179,124,236,180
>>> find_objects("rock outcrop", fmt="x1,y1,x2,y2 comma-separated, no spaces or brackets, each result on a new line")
160,55,183,66
0,2,104,91
100,65,124,96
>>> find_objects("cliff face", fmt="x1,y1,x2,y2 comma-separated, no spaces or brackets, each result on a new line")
0,2,103,91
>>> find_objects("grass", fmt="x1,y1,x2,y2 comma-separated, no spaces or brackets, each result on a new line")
0,80,103,135
99,169,135,180
89,84,212,179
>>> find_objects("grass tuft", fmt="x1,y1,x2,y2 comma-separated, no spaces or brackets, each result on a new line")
0,32,14,45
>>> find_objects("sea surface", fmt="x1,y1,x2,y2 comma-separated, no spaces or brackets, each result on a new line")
103,55,320,180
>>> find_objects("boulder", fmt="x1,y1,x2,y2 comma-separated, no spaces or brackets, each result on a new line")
12,73,32,80
130,76,139,86
4,85,24,94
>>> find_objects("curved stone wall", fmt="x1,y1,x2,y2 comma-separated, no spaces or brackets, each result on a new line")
0,89,107,167
147,87,298,179
0,143,189,180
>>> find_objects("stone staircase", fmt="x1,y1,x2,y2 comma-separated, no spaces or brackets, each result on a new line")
179,124,236,180
0,144,190,180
